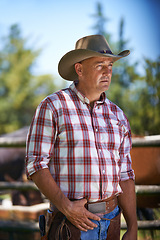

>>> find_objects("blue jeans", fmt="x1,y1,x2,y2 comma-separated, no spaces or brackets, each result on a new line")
80,205,120,240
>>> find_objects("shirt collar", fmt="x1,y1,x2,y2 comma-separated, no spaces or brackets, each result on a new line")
69,82,106,105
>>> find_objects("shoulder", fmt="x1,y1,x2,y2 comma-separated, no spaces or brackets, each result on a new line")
39,87,71,110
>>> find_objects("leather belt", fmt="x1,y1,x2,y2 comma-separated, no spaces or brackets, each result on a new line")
86,195,118,214
50,195,118,215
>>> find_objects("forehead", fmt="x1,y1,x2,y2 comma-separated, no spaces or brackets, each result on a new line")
82,57,113,65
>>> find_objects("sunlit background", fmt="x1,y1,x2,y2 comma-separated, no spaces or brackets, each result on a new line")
0,0,160,136
1,0,160,76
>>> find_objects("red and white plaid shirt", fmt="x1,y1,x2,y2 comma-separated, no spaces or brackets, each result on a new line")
26,82,134,202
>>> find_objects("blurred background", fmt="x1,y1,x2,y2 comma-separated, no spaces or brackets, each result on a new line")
0,0,160,239
0,0,160,136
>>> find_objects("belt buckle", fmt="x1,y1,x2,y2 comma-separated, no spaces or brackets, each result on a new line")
88,202,106,214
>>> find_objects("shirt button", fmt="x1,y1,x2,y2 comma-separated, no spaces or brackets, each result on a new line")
95,128,98,132
102,170,105,174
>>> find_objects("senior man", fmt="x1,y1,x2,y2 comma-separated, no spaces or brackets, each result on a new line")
26,35,137,240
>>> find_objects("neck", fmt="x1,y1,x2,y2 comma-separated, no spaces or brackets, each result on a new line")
76,83,101,106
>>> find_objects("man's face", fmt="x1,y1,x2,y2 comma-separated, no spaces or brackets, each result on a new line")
75,57,113,96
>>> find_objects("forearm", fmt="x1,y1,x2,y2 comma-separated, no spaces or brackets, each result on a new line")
31,168,100,231
31,168,71,214
118,179,137,234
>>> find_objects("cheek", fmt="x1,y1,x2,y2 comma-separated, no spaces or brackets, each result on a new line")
108,68,112,75
108,71,112,81
89,73,99,84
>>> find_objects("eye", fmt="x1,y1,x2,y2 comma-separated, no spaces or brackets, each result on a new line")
108,64,113,69
96,64,103,69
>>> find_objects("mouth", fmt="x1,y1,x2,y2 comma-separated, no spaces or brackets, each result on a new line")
100,78,109,83
100,76,110,82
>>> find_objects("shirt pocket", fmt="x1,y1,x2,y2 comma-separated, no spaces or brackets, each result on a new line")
109,119,128,148
100,119,122,150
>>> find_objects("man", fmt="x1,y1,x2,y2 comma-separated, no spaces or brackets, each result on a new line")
26,35,137,239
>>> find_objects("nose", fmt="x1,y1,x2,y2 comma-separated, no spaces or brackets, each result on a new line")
103,66,112,75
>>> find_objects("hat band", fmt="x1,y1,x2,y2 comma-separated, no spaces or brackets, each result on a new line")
98,50,112,54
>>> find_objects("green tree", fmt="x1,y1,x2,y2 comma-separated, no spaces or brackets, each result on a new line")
129,57,160,135
0,24,62,134
118,18,128,52
91,2,111,42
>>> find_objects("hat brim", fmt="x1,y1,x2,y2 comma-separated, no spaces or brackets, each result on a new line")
58,49,130,81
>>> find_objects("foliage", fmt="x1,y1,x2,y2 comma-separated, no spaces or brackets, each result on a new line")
0,24,62,135
91,2,111,42
129,57,160,135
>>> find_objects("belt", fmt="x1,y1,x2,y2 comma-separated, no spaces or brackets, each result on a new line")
50,195,118,215
86,195,118,214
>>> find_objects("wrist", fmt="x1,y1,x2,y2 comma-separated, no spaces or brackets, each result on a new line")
61,198,73,216
127,222,138,232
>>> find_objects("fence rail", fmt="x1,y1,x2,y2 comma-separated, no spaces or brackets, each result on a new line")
0,181,38,191
0,182,160,233
0,137,26,147
0,219,160,232
0,220,39,233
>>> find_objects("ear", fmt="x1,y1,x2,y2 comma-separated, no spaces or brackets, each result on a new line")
75,63,83,77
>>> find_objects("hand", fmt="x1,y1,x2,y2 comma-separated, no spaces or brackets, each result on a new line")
122,229,137,240
64,198,101,231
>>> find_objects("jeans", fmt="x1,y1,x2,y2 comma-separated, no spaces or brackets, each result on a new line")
80,205,120,240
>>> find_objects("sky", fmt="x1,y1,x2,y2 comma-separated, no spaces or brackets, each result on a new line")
0,0,160,78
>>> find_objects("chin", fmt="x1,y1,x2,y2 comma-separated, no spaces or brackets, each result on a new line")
103,85,109,91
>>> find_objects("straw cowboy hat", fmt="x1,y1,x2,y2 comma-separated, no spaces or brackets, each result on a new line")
58,35,130,81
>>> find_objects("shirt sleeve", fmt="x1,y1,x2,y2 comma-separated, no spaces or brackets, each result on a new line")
26,98,57,179
119,122,135,181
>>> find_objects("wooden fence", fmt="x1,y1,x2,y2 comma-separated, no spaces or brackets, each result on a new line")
0,182,160,231
0,133,160,238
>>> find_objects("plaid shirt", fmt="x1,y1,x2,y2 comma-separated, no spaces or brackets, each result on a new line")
26,82,134,202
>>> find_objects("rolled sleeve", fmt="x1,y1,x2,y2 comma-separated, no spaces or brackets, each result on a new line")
26,98,57,179
120,154,135,181
119,127,135,181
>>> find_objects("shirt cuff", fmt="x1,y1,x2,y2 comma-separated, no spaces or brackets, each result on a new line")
26,156,49,179
120,169,135,181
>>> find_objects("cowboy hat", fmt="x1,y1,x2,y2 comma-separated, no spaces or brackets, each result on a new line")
58,35,130,81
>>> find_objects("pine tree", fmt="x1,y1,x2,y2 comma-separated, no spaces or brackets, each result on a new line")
0,24,61,134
